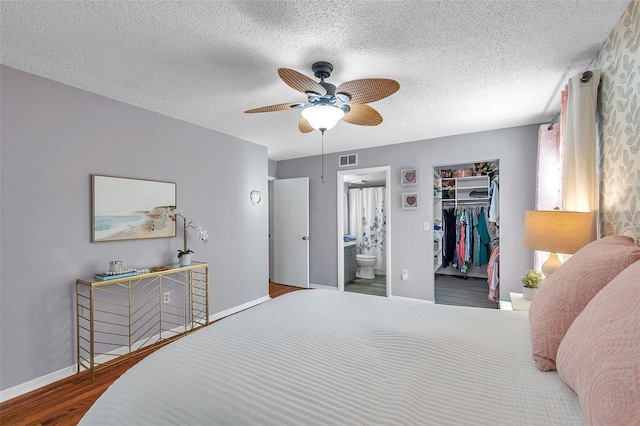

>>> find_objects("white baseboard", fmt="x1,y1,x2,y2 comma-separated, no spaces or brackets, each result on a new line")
0,294,271,403
309,283,337,290
0,365,77,403
390,295,435,303
208,294,271,322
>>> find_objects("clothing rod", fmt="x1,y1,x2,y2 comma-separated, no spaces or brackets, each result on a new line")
442,197,489,204
442,200,488,204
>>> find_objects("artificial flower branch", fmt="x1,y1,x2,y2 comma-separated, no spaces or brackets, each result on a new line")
170,210,208,258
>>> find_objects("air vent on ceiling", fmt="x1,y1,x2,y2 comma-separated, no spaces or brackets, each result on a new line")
339,154,358,167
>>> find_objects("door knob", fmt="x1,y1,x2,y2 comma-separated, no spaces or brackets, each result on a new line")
302,236,309,240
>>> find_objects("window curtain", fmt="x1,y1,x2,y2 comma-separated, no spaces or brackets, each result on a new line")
349,187,386,274
563,70,601,239
535,125,563,271
536,125,563,211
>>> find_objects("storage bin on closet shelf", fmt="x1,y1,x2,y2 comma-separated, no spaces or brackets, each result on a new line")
452,168,474,178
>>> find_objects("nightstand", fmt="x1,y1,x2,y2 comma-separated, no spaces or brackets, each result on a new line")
509,292,531,311
498,299,513,310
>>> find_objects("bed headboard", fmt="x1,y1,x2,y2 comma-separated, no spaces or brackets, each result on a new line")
623,227,640,247
591,0,640,238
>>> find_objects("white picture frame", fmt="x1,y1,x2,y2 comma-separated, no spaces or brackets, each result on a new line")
401,168,418,186
402,192,419,210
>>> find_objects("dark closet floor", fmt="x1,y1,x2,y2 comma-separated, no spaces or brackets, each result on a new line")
434,274,498,309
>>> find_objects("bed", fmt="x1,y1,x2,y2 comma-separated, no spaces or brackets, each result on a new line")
80,290,582,425
80,235,640,425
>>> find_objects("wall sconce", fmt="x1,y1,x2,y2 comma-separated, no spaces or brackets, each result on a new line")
250,190,262,206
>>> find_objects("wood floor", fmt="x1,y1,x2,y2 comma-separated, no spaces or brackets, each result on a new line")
0,282,300,426
434,273,498,309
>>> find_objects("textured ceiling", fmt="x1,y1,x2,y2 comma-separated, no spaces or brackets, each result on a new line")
1,1,630,160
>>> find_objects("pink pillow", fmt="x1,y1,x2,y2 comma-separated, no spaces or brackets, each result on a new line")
528,235,640,371
556,260,640,426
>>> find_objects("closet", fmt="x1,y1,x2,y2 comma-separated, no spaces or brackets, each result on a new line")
433,161,500,307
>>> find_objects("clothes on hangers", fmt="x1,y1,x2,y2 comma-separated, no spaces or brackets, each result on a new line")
488,178,500,226
487,245,500,301
442,207,457,268
440,205,492,274
477,207,491,265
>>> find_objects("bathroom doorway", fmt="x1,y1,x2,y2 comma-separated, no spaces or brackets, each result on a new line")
337,166,391,297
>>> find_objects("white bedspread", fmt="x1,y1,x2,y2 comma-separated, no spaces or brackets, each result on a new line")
80,290,584,425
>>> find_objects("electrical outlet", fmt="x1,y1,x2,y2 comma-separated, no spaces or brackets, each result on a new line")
163,292,170,304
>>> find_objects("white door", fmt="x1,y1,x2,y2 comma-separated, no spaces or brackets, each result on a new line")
273,177,309,288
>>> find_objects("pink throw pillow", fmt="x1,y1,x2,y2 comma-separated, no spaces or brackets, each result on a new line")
556,260,640,426
528,235,640,371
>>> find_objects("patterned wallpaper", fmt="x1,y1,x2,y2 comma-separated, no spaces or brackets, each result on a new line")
591,0,640,236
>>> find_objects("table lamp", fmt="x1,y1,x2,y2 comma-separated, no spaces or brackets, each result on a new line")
523,210,593,277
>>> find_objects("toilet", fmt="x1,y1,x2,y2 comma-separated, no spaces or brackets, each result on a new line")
356,254,377,279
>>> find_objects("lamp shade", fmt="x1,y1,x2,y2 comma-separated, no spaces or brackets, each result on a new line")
523,210,593,254
301,105,344,132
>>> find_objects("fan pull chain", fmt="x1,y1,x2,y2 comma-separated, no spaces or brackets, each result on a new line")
321,131,325,183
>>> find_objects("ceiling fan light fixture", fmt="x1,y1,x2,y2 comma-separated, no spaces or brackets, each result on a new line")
301,105,345,132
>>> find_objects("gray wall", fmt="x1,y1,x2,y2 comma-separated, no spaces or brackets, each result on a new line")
277,125,538,300
268,159,277,177
0,66,269,390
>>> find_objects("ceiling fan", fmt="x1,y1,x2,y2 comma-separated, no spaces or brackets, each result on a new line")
245,61,400,133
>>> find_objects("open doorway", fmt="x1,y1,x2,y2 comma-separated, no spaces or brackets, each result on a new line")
337,166,391,297
433,161,499,308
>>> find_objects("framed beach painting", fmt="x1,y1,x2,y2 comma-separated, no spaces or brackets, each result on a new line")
402,192,419,210
401,168,418,186
92,175,177,242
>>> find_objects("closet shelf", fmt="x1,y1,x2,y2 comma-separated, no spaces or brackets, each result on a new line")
455,185,488,190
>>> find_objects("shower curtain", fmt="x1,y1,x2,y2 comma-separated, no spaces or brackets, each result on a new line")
349,187,386,275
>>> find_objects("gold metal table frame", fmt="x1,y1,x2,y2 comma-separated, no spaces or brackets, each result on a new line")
76,262,209,380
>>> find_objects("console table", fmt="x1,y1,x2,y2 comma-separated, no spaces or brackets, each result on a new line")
76,262,209,380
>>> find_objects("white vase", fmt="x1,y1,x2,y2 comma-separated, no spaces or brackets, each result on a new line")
179,253,192,266
523,286,537,300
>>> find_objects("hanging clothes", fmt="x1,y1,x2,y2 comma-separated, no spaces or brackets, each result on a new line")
477,207,492,265
488,178,500,226
465,209,472,263
453,209,462,267
487,245,500,301
472,208,481,267
442,205,493,273
458,208,469,274
442,207,457,268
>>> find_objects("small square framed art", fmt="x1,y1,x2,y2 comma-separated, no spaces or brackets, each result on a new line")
402,192,419,210
401,168,418,186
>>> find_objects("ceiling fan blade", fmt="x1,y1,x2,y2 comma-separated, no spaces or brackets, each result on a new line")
298,117,315,133
244,102,303,113
278,68,326,96
336,78,400,104
343,104,383,126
